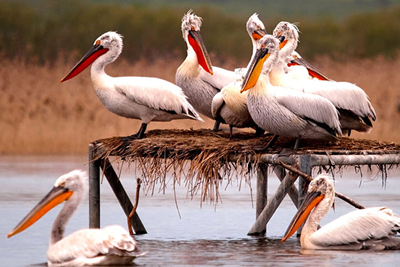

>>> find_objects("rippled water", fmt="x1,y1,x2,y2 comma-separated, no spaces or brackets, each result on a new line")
1,156,400,266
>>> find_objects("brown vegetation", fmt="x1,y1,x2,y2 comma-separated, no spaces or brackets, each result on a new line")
1,56,399,155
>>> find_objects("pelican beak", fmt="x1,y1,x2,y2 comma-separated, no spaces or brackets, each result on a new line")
60,40,109,82
275,35,288,50
7,186,73,238
252,28,267,41
240,45,270,93
188,29,213,75
281,190,324,242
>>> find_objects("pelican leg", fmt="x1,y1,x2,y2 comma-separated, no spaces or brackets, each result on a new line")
229,125,234,139
212,121,220,132
129,123,147,139
293,137,301,150
266,134,279,148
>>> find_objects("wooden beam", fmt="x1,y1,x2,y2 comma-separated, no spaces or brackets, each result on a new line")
248,171,299,236
88,144,100,228
256,164,268,219
297,155,311,236
100,157,147,234
273,165,299,208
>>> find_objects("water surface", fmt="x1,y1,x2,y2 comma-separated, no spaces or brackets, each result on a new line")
1,156,400,266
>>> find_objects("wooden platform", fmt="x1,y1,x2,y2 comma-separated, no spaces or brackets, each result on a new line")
88,129,400,235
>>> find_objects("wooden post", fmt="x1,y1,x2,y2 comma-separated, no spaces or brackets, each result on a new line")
273,165,299,208
297,155,312,236
256,164,268,219
100,157,147,234
88,144,100,228
248,171,299,236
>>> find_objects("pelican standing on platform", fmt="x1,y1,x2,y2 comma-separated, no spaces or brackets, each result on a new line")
271,22,376,135
8,170,144,266
282,174,400,250
210,14,267,137
61,31,203,139
176,10,236,131
241,35,342,149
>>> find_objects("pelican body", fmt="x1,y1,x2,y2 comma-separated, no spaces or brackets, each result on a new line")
282,174,400,250
241,35,342,148
61,31,202,139
271,21,376,135
8,170,144,266
176,10,235,131
210,14,267,137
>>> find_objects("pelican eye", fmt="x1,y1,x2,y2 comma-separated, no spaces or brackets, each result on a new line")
191,26,195,31
95,40,101,46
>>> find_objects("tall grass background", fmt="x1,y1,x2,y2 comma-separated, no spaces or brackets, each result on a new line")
1,0,400,154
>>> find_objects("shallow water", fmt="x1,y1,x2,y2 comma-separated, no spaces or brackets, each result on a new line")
1,156,400,266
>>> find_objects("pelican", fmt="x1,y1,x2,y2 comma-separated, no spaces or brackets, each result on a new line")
176,10,236,131
210,14,267,137
61,31,203,139
240,35,342,149
8,170,144,266
282,174,400,250
271,21,376,135
286,51,331,81
211,70,264,138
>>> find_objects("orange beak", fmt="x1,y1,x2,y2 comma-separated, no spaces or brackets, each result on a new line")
281,190,324,242
7,186,73,238
60,40,109,82
240,45,270,93
251,28,267,41
188,30,213,75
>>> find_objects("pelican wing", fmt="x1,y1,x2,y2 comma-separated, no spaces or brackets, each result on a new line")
273,88,341,133
311,207,400,247
211,91,225,120
48,225,142,264
114,76,201,120
198,66,236,92
293,80,376,121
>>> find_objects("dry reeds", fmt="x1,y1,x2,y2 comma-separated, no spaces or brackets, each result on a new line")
1,56,400,155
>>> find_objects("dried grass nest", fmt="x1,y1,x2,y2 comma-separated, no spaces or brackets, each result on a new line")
91,129,400,201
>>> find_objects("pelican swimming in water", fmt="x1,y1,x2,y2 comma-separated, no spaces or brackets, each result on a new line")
61,31,203,139
282,174,400,250
176,10,236,131
8,170,144,266
241,35,341,149
271,21,376,135
210,14,266,137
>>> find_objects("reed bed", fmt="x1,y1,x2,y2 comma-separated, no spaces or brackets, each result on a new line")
1,56,399,155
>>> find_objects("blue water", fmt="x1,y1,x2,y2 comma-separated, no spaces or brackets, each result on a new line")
1,156,400,266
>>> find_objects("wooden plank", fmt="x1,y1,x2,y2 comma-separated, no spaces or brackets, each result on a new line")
100,157,147,234
297,155,311,236
273,165,299,208
248,171,299,236
88,144,100,229
256,164,268,219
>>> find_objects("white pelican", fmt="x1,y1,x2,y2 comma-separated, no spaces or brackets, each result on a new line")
210,14,267,137
176,10,236,131
282,174,400,250
211,71,264,138
8,170,144,266
271,21,376,135
61,31,203,139
240,35,342,149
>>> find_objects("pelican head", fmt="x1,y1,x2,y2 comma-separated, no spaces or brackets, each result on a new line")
281,174,334,242
60,31,123,82
246,13,267,43
8,170,87,238
273,21,299,53
241,35,279,93
181,10,213,75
